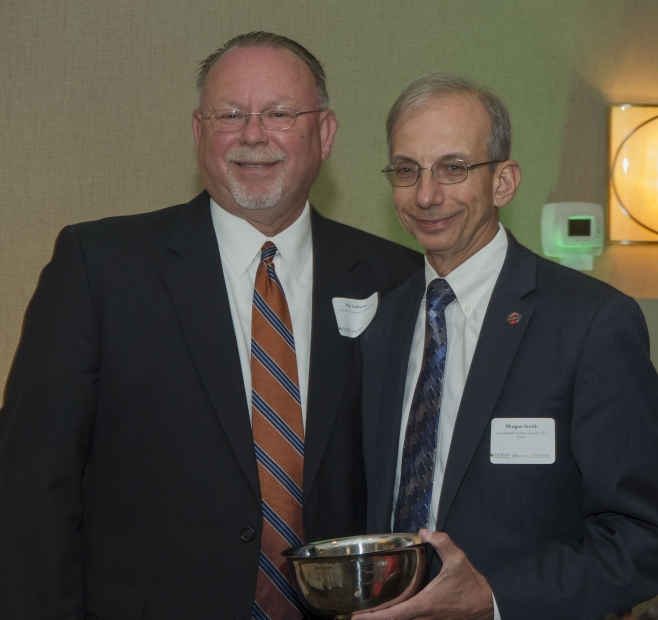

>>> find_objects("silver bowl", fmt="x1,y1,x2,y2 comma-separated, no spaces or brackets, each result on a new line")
283,533,427,619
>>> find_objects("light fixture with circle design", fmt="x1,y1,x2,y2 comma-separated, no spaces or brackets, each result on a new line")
609,105,658,242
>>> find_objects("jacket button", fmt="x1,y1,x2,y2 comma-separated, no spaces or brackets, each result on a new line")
240,527,255,542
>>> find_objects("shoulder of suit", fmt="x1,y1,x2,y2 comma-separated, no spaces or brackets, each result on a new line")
375,270,424,319
66,193,208,251
504,231,629,306
533,251,628,303
311,208,423,266
73,202,186,238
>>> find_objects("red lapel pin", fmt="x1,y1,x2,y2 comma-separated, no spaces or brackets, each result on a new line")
506,312,522,325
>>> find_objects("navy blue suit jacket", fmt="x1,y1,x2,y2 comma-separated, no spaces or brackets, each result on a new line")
0,192,423,619
363,231,658,620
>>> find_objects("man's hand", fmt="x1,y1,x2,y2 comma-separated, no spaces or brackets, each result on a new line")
356,529,494,620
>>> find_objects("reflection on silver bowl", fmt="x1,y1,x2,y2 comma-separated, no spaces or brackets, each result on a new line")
283,533,427,619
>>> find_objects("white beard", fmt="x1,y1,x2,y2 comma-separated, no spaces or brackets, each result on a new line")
224,146,288,210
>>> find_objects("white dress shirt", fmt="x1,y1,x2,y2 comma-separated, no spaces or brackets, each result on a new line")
392,224,508,618
210,199,313,428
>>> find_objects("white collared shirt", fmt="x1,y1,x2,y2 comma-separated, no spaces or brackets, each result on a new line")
210,199,313,428
391,223,508,530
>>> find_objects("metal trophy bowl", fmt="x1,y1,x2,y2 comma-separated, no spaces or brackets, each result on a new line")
283,533,428,619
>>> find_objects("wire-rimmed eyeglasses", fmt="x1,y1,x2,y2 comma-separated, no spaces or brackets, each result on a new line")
382,159,500,187
201,107,323,132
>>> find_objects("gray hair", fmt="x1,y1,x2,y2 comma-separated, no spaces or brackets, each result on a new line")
196,31,329,110
386,74,511,168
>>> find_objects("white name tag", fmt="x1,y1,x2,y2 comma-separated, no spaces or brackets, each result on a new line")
490,418,555,464
332,292,379,338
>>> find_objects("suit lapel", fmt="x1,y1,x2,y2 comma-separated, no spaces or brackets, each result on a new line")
436,234,537,530
374,273,426,532
303,210,366,500
161,193,260,501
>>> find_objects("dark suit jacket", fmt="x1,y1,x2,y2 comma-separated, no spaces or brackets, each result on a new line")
363,232,658,620
0,191,423,620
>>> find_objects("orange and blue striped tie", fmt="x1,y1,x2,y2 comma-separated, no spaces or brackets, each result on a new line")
251,242,306,619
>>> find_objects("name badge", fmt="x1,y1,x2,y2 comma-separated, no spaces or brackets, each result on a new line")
332,292,378,338
490,418,555,464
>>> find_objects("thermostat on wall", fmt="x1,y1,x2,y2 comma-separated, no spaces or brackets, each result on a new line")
541,202,604,271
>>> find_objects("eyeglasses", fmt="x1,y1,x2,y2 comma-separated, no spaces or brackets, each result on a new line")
201,107,323,132
382,159,500,187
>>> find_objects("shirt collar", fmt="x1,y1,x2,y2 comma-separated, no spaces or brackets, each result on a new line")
424,223,508,317
210,199,312,281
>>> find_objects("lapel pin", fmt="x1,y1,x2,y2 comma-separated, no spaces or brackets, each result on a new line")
506,312,522,325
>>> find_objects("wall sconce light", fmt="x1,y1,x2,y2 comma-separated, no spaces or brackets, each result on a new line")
609,104,658,242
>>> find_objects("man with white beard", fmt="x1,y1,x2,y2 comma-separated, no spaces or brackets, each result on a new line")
0,32,422,619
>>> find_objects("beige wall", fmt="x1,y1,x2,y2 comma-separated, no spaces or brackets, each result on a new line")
2,1,658,613
3,0,658,383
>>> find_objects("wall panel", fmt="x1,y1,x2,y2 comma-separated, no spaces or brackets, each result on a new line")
3,0,658,379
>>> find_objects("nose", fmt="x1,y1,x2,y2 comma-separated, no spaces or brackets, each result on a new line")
415,168,445,210
239,113,268,146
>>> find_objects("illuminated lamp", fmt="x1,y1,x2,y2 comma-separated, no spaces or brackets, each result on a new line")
609,104,658,242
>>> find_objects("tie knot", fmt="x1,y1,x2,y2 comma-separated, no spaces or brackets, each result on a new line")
260,241,278,265
426,278,456,312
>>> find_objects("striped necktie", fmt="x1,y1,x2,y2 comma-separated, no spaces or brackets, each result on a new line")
251,242,306,619
393,278,456,533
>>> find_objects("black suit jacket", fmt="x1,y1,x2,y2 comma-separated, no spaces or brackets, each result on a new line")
0,192,423,620
363,232,658,620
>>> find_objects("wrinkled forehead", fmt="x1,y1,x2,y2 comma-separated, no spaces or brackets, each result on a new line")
391,94,491,159
400,94,490,137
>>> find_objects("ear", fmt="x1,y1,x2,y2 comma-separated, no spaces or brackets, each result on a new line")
192,109,204,149
493,160,521,208
318,110,338,161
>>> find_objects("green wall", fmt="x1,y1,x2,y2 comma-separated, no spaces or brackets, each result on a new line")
3,0,658,380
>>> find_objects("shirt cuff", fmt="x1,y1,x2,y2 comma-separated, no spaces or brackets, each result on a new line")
492,591,501,620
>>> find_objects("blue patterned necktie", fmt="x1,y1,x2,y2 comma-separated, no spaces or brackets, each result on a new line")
394,278,456,533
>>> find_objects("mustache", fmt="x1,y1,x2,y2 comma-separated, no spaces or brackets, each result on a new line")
224,146,288,164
